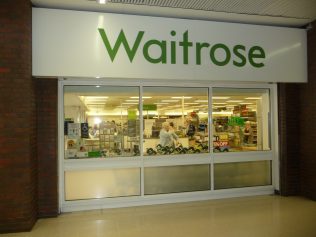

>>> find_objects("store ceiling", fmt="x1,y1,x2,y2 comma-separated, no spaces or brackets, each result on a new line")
31,0,316,27
65,88,265,115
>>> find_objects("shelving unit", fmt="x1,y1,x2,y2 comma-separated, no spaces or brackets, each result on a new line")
84,138,100,152
99,121,122,152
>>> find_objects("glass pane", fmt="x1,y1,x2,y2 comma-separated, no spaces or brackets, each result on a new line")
65,168,141,200
212,88,271,152
142,87,209,156
64,86,140,159
144,165,210,195
214,161,271,189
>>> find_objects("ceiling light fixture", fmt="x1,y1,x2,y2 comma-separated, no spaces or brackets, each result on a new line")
125,99,140,102
130,96,152,99
212,96,230,99
240,102,253,105
85,96,108,99
227,100,243,103
195,100,208,103
96,0,107,4
171,96,192,99
245,97,261,100
161,100,179,102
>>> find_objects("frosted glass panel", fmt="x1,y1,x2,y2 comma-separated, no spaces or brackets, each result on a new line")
214,161,271,189
65,168,140,200
144,165,210,195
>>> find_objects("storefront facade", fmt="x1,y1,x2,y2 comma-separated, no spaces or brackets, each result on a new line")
32,8,305,212
1,1,316,233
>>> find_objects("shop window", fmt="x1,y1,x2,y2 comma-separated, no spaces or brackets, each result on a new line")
212,88,271,152
142,87,209,156
64,86,140,159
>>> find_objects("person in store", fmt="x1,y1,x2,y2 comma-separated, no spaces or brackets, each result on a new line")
185,116,196,138
243,121,253,144
169,122,179,146
89,124,99,138
159,122,177,147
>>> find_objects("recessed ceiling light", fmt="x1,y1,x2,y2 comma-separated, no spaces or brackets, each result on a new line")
96,0,107,4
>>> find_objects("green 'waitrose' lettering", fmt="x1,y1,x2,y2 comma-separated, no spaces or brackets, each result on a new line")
98,28,265,67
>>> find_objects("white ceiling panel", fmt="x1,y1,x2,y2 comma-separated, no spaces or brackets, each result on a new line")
31,0,316,27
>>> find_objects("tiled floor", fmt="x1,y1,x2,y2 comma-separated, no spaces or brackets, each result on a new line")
2,195,316,237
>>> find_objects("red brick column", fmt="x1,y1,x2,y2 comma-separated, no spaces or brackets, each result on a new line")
279,21,316,200
278,84,300,195
36,79,58,218
300,21,316,200
0,0,37,233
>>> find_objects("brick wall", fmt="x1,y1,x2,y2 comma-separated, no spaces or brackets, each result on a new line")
0,0,37,233
36,79,58,218
278,84,301,195
300,21,316,200
278,21,316,199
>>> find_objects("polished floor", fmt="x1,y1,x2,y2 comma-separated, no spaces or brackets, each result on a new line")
2,195,316,237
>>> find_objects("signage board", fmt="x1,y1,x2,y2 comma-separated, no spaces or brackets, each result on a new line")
33,8,307,83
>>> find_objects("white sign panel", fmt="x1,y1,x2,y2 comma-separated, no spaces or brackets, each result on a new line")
32,8,307,83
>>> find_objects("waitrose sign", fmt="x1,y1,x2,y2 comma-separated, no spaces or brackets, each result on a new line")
98,29,265,68
32,8,307,83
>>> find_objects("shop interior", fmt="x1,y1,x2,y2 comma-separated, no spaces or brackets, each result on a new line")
64,86,270,159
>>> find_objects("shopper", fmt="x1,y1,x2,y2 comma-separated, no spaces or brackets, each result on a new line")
169,122,179,146
159,122,175,147
243,121,253,144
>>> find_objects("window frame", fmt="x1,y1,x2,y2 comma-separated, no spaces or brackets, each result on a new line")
58,78,279,212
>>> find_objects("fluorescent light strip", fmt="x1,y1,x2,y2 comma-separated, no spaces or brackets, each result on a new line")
171,96,192,99
130,96,152,99
227,100,243,103
84,96,108,99
240,103,253,105
212,96,230,99
122,102,138,105
161,100,179,102
213,103,227,105
245,97,261,100
194,100,208,103
185,103,199,105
